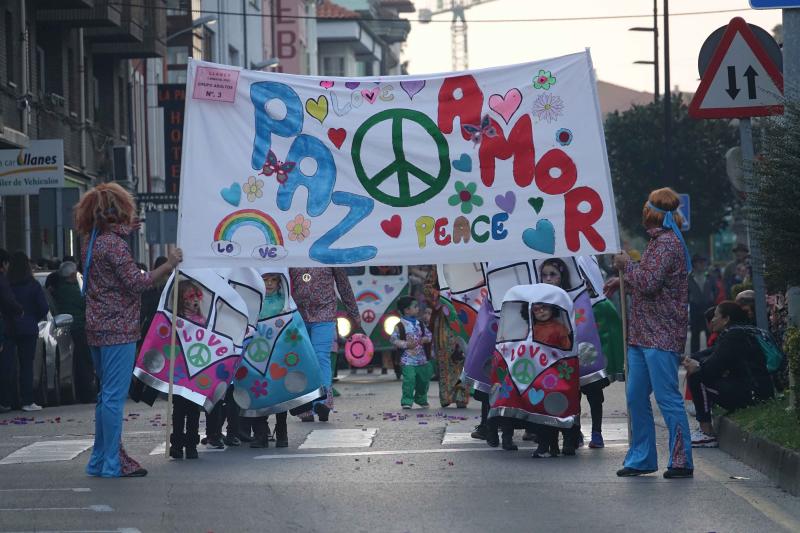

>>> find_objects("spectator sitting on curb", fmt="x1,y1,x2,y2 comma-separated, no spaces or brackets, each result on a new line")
683,301,774,449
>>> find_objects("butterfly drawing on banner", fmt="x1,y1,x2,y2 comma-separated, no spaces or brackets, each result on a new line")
259,150,296,185
462,114,497,147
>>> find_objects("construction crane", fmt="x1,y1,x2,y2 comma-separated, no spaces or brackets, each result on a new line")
418,0,501,71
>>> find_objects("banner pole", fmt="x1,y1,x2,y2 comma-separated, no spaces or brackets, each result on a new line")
165,268,179,459
618,266,631,442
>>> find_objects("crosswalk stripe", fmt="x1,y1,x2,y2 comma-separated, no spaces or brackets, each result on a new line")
299,428,378,449
0,440,93,465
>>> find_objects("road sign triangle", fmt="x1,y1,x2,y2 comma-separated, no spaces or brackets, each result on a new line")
689,17,783,119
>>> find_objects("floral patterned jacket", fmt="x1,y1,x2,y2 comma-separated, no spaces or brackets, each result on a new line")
82,225,154,346
624,228,689,353
289,267,359,324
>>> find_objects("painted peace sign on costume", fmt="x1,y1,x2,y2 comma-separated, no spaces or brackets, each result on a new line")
246,337,271,364
351,109,451,207
186,343,212,368
511,358,536,385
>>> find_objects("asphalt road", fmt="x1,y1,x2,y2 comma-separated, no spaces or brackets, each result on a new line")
1,372,798,533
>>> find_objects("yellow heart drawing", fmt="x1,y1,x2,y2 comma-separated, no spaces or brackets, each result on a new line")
305,96,329,124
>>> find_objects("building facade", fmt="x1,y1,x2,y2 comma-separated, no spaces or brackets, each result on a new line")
0,0,167,261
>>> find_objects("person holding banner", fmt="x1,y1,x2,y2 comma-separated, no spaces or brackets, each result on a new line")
605,187,694,479
289,267,360,422
75,182,182,478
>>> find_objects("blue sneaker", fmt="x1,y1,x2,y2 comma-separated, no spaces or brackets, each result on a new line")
588,431,604,449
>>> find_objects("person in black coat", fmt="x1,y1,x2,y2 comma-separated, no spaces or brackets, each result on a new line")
683,301,774,447
0,249,24,412
5,251,49,411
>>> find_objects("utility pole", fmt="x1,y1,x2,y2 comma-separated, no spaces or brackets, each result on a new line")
20,0,31,256
663,0,672,181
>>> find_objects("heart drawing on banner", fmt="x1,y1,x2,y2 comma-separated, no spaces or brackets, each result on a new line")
269,363,288,380
522,219,556,254
380,215,402,238
327,128,347,149
528,197,544,214
220,183,241,206
305,96,329,123
488,88,522,124
528,388,545,405
494,191,516,214
361,88,379,104
400,80,425,99
319,80,334,90
452,153,472,173
385,284,395,294
345,81,360,90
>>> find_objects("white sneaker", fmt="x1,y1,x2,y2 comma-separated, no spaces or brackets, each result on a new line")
690,429,718,448
21,403,42,412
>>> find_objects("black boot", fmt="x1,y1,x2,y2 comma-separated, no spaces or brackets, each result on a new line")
169,433,184,459
185,431,199,459
486,421,500,447
251,419,270,449
501,427,518,451
275,412,288,448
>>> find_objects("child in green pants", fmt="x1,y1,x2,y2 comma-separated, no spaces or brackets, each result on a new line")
390,296,433,409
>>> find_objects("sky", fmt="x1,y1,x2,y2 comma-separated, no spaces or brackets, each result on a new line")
402,0,783,94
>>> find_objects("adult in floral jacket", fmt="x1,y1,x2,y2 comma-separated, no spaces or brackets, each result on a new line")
605,187,694,480
75,183,181,478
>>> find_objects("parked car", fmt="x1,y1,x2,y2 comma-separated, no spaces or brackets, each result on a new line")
31,272,77,406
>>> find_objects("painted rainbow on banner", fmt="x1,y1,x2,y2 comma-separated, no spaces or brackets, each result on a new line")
214,209,284,245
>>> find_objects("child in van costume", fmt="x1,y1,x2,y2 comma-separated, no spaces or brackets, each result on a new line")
487,284,580,459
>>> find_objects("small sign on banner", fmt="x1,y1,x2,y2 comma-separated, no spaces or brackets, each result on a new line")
192,66,240,103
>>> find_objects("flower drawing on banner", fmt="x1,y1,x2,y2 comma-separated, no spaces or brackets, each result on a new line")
448,181,484,214
286,214,311,242
243,175,264,202
533,94,564,123
557,361,574,380
533,69,557,90
250,379,268,398
575,308,587,325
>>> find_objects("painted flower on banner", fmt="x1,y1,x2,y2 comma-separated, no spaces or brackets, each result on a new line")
557,361,574,380
250,379,268,398
556,128,573,146
243,175,264,202
533,94,564,123
287,214,311,242
533,69,557,90
575,308,587,325
448,181,484,214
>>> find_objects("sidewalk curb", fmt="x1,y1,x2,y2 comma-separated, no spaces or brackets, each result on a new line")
717,415,800,496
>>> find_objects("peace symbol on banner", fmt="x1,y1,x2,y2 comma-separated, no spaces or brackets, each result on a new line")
351,109,451,207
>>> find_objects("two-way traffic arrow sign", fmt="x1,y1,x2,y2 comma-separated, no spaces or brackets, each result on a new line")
689,17,783,119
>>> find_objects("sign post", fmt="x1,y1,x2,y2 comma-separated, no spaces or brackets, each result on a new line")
690,17,784,331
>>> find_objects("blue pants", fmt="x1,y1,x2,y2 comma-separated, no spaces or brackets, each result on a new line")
87,342,136,477
306,321,336,406
624,346,693,471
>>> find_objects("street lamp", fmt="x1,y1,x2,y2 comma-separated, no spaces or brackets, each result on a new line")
628,2,659,103
250,58,280,71
166,15,218,42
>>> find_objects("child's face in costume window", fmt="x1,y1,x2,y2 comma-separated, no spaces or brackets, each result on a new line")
532,303,553,322
540,265,562,287
263,275,280,295
181,286,203,315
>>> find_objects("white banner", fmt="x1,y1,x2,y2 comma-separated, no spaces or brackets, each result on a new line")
178,52,619,267
0,140,64,196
